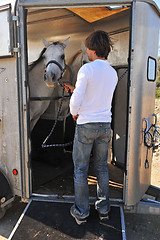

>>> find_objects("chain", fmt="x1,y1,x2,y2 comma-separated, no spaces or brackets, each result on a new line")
41,84,73,148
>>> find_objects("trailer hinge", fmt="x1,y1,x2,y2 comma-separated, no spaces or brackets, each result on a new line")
12,15,18,21
13,47,20,53
124,205,134,212
13,43,21,56
12,15,20,27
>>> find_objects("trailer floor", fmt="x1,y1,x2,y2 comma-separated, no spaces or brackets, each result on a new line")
32,159,123,200
33,162,123,199
10,201,124,240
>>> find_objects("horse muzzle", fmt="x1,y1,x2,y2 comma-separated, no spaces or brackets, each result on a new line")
44,75,57,88
45,82,56,88
43,60,66,87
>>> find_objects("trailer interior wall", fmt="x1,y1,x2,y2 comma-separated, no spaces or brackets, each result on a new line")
25,6,130,200
27,8,130,65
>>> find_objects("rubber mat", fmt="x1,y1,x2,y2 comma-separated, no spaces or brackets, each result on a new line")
11,201,124,240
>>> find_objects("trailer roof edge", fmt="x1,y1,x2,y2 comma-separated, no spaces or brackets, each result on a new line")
17,0,159,13
0,0,159,15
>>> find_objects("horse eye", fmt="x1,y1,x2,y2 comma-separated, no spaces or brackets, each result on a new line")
61,54,65,60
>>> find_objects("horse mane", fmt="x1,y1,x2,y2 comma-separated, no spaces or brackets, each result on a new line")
28,41,62,71
67,49,82,66
28,47,46,71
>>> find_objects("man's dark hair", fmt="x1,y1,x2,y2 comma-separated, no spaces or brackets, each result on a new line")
85,30,112,59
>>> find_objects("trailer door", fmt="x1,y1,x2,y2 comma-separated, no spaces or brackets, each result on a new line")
125,1,160,207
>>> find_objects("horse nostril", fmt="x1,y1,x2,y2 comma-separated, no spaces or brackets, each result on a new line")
52,73,56,81
44,74,47,81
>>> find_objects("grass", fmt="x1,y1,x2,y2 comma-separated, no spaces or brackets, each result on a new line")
156,57,160,98
156,88,160,99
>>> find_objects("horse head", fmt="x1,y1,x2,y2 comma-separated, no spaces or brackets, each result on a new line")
81,41,90,65
42,37,69,88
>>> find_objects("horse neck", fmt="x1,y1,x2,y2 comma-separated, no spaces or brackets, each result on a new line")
29,60,54,97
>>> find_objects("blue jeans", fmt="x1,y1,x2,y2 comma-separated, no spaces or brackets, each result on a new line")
72,122,111,218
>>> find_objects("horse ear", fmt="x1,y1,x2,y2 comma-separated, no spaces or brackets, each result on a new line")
81,41,86,53
41,37,50,47
62,37,70,48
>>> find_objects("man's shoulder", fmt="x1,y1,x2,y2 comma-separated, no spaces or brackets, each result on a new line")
107,63,117,74
79,62,93,73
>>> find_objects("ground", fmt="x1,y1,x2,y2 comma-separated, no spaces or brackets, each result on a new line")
0,100,160,240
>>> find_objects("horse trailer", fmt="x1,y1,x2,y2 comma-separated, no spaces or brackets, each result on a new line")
0,0,160,239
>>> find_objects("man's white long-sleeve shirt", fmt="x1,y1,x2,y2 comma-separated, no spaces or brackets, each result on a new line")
70,59,118,125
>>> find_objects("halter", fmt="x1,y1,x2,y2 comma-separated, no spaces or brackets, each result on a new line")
45,60,66,84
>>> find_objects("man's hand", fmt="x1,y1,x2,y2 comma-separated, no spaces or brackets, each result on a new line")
72,114,79,121
64,84,75,94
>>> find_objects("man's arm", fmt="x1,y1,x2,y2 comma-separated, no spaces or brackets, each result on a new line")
64,84,78,120
70,67,88,117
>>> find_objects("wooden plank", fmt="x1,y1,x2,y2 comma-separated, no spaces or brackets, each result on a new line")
67,7,129,22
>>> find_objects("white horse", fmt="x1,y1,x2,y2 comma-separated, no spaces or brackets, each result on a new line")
29,39,89,166
29,38,89,132
29,37,69,131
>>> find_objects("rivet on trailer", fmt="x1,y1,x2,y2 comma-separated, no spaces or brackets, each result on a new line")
0,0,160,239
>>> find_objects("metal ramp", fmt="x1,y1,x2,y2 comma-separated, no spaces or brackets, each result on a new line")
8,199,126,240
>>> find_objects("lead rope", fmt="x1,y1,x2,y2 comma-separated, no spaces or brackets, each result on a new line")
41,65,73,148
41,86,73,148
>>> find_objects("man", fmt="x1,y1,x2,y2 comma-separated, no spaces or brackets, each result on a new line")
64,30,118,225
